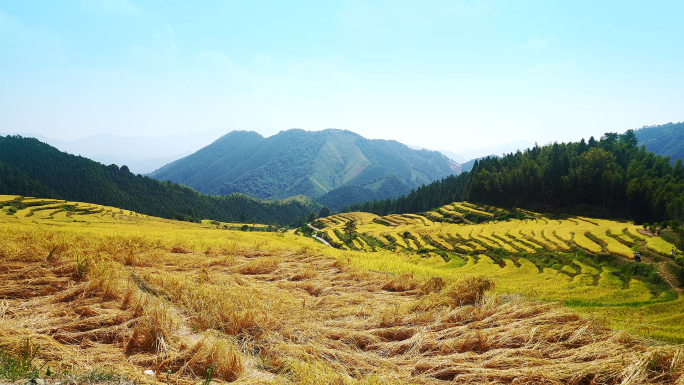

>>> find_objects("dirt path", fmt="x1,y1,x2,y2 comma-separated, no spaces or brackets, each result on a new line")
631,232,682,295
308,223,332,247
640,251,682,295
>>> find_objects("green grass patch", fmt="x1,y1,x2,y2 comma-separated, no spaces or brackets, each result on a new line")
0,338,43,381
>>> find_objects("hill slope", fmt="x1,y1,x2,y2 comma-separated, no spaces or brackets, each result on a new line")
1,129,227,174
0,135,320,224
149,129,459,204
2,213,683,383
635,121,684,162
345,129,684,224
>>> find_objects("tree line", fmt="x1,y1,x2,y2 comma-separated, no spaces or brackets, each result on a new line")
343,130,684,224
0,135,320,225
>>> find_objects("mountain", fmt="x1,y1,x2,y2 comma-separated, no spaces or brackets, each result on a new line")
410,141,533,174
0,135,320,225
0,129,228,174
437,150,468,164
634,121,684,163
313,174,415,211
87,153,191,176
150,129,459,206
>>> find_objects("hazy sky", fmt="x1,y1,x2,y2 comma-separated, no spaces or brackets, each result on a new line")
1,0,683,152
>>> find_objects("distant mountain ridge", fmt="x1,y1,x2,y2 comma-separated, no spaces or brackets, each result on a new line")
440,140,534,164
343,128,684,225
150,129,459,209
634,121,684,163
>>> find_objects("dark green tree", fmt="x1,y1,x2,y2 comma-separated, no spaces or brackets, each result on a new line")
318,206,331,218
343,219,357,242
0,135,321,226
342,130,684,225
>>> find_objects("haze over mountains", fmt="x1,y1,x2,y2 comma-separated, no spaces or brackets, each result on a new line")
3,121,682,214
0,129,230,175
150,129,459,210
3,129,536,177
427,140,535,164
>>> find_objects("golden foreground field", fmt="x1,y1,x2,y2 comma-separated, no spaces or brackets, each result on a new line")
1,196,684,384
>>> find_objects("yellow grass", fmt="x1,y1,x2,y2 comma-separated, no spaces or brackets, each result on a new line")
6,217,684,384
392,232,411,249
2,197,684,384
441,209,463,218
647,236,676,255
573,232,603,253
452,202,494,217
609,224,638,244
580,297,684,343
507,226,542,249
404,214,434,226
426,211,443,218
320,203,680,318
545,230,572,250
592,229,635,259
470,226,499,249
627,225,646,240
0,195,21,203
426,234,453,251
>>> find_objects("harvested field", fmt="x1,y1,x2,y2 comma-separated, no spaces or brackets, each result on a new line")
1,222,684,384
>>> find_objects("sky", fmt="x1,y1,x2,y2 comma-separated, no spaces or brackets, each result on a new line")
1,0,683,152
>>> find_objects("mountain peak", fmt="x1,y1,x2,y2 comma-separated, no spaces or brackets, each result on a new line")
150,129,459,209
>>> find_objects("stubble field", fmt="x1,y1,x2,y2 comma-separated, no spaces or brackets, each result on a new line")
1,196,683,384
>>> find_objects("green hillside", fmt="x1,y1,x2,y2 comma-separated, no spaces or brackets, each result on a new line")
635,121,684,162
149,129,459,205
314,174,417,211
345,130,684,225
0,135,320,225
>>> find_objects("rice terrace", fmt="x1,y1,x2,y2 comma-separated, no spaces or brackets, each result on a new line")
2,195,684,384
3,2,684,384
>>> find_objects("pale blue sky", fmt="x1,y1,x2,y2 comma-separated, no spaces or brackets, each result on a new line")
1,0,683,152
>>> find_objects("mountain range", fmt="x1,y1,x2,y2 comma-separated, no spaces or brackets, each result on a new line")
437,140,535,164
3,130,536,177
149,129,460,210
3,121,682,216
634,121,684,163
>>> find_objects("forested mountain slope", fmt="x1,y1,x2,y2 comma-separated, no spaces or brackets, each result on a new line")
635,121,684,162
345,130,684,224
0,135,319,224
314,174,415,211
150,129,459,204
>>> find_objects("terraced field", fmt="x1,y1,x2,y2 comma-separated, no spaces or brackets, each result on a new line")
2,196,684,385
318,208,650,260
318,203,684,342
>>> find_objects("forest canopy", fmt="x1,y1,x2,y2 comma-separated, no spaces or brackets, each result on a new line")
0,135,320,225
344,130,684,224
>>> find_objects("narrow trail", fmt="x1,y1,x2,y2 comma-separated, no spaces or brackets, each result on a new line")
637,235,682,295
308,223,333,248
646,256,683,295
